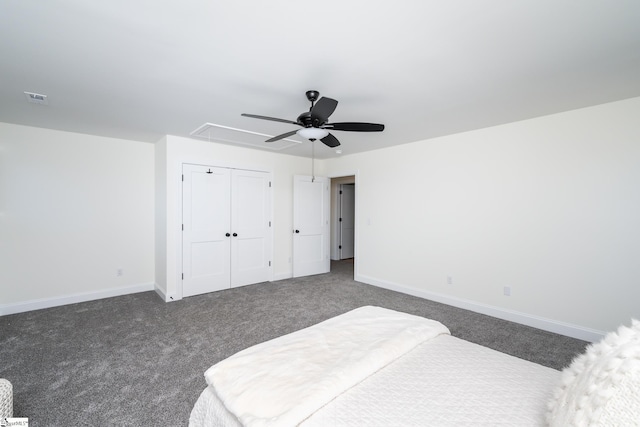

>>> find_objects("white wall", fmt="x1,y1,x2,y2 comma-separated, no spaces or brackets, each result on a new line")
155,135,314,300
324,97,640,337
0,123,155,313
3,97,638,339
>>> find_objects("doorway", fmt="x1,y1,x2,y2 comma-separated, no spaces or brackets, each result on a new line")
330,175,356,277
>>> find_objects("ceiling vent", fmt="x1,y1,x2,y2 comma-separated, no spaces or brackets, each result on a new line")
190,123,302,151
24,91,49,105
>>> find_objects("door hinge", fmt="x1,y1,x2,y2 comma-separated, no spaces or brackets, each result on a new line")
182,174,184,181
269,221,271,227
182,224,184,231
269,181,272,187
340,190,342,194
181,273,184,280
339,217,342,222
339,245,342,249
269,261,271,266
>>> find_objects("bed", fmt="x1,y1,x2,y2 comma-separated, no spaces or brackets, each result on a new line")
189,306,640,427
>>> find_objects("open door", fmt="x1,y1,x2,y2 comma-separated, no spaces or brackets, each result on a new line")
293,175,330,277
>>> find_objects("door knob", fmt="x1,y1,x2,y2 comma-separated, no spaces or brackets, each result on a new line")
225,233,230,237
295,230,300,233
233,233,238,237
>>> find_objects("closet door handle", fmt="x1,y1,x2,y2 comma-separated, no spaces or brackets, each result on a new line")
225,233,231,237
232,233,238,237
295,229,300,233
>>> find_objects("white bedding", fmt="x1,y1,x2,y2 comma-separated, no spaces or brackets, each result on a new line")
201,306,449,426
190,307,560,427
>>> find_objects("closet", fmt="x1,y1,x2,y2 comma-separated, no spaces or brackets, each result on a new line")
182,164,271,297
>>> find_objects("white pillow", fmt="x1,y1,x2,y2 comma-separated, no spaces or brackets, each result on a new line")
547,319,640,426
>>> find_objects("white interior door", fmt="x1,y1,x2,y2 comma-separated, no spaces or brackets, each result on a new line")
339,184,355,259
182,165,231,297
231,169,271,287
293,175,330,277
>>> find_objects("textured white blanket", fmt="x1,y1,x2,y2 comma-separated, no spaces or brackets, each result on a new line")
204,306,450,427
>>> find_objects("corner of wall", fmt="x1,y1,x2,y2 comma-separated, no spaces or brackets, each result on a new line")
154,136,168,297
153,283,180,303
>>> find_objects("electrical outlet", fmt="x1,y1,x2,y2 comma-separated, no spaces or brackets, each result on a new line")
503,286,511,296
447,275,453,285
116,268,123,277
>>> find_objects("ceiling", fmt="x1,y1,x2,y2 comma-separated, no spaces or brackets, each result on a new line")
1,1,639,159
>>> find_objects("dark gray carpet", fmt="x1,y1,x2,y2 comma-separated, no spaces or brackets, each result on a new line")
0,260,588,426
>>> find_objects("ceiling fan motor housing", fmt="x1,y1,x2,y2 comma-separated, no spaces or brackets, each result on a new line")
297,111,323,128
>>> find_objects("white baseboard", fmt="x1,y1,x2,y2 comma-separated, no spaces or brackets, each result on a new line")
0,282,155,316
272,272,293,282
356,274,605,343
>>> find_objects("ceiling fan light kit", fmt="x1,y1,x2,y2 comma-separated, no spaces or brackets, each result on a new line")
297,127,329,140
241,90,385,148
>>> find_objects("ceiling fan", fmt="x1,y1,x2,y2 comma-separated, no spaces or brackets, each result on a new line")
241,90,384,148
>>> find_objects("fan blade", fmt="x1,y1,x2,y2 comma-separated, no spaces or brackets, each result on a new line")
324,122,384,132
242,113,298,126
310,97,338,125
320,133,340,148
266,129,298,142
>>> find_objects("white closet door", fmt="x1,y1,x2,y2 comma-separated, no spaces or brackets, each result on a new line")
182,165,231,297
293,175,330,277
231,169,271,287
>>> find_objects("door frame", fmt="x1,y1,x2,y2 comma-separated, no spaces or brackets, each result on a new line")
177,161,273,299
328,171,359,279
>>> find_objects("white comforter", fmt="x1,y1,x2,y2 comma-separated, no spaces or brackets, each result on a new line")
202,306,450,427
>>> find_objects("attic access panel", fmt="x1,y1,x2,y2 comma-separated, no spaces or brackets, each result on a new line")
190,123,303,151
